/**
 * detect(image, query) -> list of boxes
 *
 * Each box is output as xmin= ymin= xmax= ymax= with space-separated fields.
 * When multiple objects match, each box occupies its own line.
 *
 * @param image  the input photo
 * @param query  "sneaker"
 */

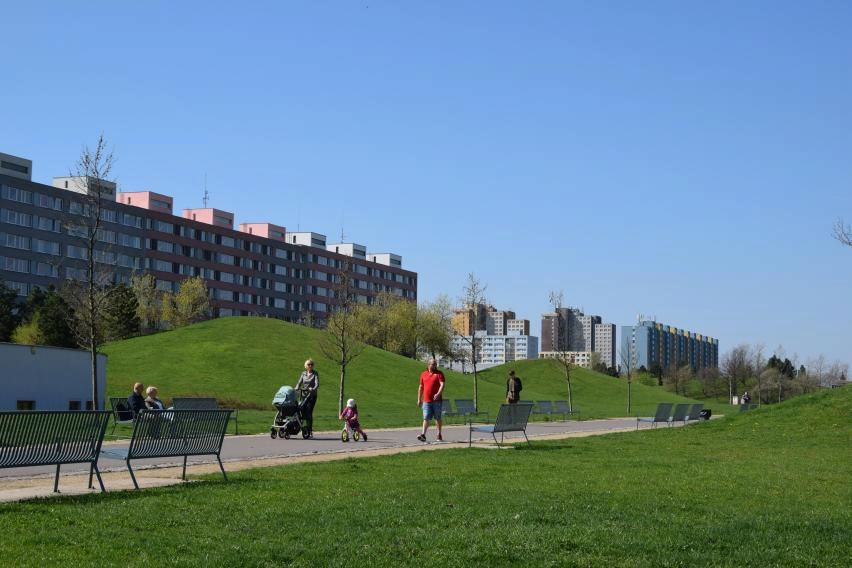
xmin=437 ymin=434 xmax=443 ymax=441
xmin=362 ymin=433 xmax=368 ymax=442
xmin=416 ymin=434 xmax=426 ymax=442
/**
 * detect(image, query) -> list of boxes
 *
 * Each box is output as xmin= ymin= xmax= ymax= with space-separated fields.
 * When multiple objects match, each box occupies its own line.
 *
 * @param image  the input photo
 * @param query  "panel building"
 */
xmin=0 ymin=151 xmax=417 ymax=321
xmin=620 ymin=319 xmax=719 ymax=372
xmin=540 ymin=307 xmax=616 ymax=370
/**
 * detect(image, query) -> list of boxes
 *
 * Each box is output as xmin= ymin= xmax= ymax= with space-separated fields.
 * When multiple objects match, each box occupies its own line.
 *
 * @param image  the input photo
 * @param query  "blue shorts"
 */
xmin=422 ymin=401 xmax=442 ymax=421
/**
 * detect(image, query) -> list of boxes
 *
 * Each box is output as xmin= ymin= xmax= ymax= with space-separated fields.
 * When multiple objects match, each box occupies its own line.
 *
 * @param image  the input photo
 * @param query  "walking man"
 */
xmin=417 ymin=358 xmax=445 ymax=442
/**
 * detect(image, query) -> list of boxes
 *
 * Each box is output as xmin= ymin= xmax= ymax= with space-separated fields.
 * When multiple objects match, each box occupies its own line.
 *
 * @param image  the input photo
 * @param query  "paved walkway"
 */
xmin=0 ymin=417 xmax=658 ymax=502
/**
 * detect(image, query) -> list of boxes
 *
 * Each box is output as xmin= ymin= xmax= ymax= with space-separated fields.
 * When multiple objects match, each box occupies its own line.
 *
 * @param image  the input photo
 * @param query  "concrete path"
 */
xmin=0 ymin=417 xmax=663 ymax=502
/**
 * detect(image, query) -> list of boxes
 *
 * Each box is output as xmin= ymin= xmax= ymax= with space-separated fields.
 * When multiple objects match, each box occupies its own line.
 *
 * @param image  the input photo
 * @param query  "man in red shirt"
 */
xmin=417 ymin=357 xmax=445 ymax=442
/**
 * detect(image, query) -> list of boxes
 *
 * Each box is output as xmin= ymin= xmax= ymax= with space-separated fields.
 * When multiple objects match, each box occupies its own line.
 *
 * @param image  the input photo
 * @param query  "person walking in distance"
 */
xmin=506 ymin=370 xmax=523 ymax=404
xmin=417 ymin=358 xmax=445 ymax=442
xmin=296 ymin=358 xmax=319 ymax=437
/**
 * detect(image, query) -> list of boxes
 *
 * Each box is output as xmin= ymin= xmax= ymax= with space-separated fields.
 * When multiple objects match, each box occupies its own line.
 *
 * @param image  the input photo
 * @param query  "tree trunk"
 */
xmin=472 ymin=361 xmax=479 ymax=412
xmin=565 ymin=366 xmax=573 ymax=412
xmin=338 ymin=363 xmax=346 ymax=416
xmin=627 ymin=379 xmax=631 ymax=414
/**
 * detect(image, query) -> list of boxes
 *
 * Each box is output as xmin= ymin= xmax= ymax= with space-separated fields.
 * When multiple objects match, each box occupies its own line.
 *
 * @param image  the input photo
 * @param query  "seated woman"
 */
xmin=145 ymin=386 xmax=166 ymax=410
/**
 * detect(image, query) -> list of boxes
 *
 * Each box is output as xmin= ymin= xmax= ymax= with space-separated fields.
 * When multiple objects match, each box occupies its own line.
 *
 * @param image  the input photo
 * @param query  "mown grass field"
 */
xmin=102 ymin=318 xmax=702 ymax=435
xmin=2 ymin=386 xmax=849 ymax=566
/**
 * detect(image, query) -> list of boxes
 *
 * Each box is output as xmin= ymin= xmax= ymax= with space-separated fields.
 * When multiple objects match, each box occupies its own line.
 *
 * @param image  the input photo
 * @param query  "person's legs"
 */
xmin=436 ymin=418 xmax=443 ymax=440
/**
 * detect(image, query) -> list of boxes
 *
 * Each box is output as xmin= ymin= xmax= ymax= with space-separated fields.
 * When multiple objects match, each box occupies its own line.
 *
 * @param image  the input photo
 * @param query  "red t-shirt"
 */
xmin=420 ymin=370 xmax=445 ymax=402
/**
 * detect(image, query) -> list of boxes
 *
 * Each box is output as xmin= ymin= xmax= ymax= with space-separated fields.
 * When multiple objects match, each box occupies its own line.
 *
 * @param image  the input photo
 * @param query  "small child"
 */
xmin=339 ymin=398 xmax=368 ymax=442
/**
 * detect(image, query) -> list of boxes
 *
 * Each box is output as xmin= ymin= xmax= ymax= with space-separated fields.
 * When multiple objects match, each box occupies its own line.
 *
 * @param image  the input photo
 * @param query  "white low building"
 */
xmin=0 ymin=343 xmax=107 ymax=410
xmin=446 ymin=332 xmax=539 ymax=370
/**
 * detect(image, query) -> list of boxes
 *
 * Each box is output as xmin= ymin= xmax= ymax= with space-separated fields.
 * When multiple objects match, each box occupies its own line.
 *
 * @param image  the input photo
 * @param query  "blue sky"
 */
xmin=3 ymin=1 xmax=851 ymax=366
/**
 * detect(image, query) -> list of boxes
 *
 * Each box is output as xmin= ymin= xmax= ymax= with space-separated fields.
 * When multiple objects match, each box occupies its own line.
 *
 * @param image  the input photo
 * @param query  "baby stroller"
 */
xmin=270 ymin=386 xmax=311 ymax=440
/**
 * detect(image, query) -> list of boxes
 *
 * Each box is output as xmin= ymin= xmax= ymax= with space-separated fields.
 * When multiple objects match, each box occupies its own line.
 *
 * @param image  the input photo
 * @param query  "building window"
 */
xmin=1 ymin=209 xmax=31 ymax=227
xmin=16 ymin=401 xmax=35 ymax=410
xmin=1 ymin=185 xmax=32 ymax=203
xmin=214 ymin=215 xmax=231 ymax=226
xmin=1 ymin=161 xmax=29 ymax=174
xmin=2 ymin=255 xmax=29 ymax=273
xmin=2 ymin=232 xmax=30 ymax=250
xmin=152 ymin=198 xmax=171 ymax=210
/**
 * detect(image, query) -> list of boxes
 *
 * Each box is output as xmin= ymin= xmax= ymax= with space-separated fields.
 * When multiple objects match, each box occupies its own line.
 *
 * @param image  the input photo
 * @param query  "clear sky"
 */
xmin=3 ymin=1 xmax=851 ymax=366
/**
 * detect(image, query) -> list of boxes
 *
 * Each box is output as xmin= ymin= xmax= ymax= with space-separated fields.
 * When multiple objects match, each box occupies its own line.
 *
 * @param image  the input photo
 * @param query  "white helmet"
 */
xmin=347 ymin=398 xmax=356 ymax=407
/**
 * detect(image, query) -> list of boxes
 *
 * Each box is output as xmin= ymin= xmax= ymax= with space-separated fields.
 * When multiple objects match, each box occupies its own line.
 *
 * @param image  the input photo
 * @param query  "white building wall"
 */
xmin=0 ymin=343 xmax=107 ymax=410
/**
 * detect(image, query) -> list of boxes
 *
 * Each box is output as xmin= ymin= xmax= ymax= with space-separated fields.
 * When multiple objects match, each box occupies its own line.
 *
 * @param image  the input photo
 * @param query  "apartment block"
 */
xmin=506 ymin=318 xmax=530 ymax=336
xmin=621 ymin=319 xmax=719 ymax=372
xmin=541 ymin=306 xmax=616 ymax=370
xmin=485 ymin=306 xmax=515 ymax=335
xmin=0 ymin=152 xmax=417 ymax=321
xmin=450 ymin=331 xmax=539 ymax=368
xmin=539 ymin=351 xmax=594 ymax=369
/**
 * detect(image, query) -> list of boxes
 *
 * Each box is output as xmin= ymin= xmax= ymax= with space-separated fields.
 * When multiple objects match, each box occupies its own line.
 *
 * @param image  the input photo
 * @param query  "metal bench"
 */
xmin=454 ymin=399 xmax=488 ymax=424
xmin=0 ymin=411 xmax=111 ymax=493
xmin=172 ymin=397 xmax=239 ymax=434
xmin=667 ymin=403 xmax=691 ymax=427
xmin=686 ymin=403 xmax=705 ymax=423
xmin=101 ymin=409 xmax=232 ymax=489
xmin=739 ymin=403 xmax=758 ymax=412
xmin=469 ymin=403 xmax=534 ymax=447
xmin=440 ymin=400 xmax=459 ymax=422
xmin=637 ymin=403 xmax=674 ymax=429
xmin=109 ymin=396 xmax=137 ymax=435
xmin=553 ymin=400 xmax=580 ymax=420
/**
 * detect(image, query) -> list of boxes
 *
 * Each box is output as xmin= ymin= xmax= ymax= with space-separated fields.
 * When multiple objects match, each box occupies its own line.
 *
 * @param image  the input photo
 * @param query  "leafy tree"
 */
xmin=131 ymin=273 xmax=163 ymax=333
xmin=162 ymin=277 xmax=211 ymax=328
xmin=649 ymin=362 xmax=664 ymax=386
xmin=417 ymin=294 xmax=454 ymax=362
xmin=38 ymin=288 xmax=76 ymax=347
xmin=12 ymin=313 xmax=44 ymax=345
xmin=104 ymin=283 xmax=140 ymax=340
xmin=0 ymin=281 xmax=19 ymax=342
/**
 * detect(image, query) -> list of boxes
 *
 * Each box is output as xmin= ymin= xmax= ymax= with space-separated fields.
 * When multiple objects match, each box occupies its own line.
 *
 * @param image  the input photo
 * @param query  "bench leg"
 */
xmin=127 ymin=460 xmax=139 ymax=490
xmin=523 ymin=429 xmax=530 ymax=445
xmin=89 ymin=463 xmax=106 ymax=493
xmin=54 ymin=464 xmax=61 ymax=493
xmin=111 ymin=421 xmax=117 ymax=436
xmin=234 ymin=415 xmax=239 ymax=436
xmin=182 ymin=455 xmax=188 ymax=481
xmin=217 ymin=455 xmax=228 ymax=482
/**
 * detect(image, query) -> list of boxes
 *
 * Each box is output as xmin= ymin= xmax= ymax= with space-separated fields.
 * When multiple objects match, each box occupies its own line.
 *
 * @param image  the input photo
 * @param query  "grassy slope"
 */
xmin=2 ymin=383 xmax=849 ymax=566
xmin=103 ymin=317 xmax=701 ymax=433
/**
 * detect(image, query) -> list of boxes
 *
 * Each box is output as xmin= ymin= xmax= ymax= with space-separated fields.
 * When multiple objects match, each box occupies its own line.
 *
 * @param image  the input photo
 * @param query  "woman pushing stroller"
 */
xmin=295 ymin=358 xmax=319 ymax=438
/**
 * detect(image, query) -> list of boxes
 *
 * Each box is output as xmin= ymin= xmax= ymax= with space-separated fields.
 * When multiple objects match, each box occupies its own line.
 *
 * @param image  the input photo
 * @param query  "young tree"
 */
xmin=12 ymin=313 xmax=44 ymax=345
xmin=618 ymin=342 xmax=633 ymax=414
xmin=319 ymin=260 xmax=367 ymax=415
xmin=548 ymin=289 xmax=576 ymax=412
xmin=162 ymin=276 xmax=211 ymax=328
xmin=457 ymin=274 xmax=487 ymax=412
xmin=61 ymin=135 xmax=118 ymax=410
xmin=0 ymin=281 xmax=21 ymax=342
xmin=131 ymin=273 xmax=162 ymax=333
xmin=36 ymin=287 xmax=76 ymax=347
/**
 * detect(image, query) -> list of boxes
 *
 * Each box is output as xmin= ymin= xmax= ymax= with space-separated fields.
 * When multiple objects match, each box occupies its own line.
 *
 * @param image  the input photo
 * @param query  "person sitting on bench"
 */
xmin=128 ymin=382 xmax=146 ymax=416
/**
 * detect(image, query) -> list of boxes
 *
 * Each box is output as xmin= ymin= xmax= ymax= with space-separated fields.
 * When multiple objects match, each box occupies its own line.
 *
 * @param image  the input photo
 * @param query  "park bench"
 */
xmin=739 ymin=403 xmax=758 ymax=412
xmin=469 ymin=403 xmax=534 ymax=447
xmin=534 ymin=400 xmax=557 ymax=418
xmin=553 ymin=400 xmax=580 ymax=420
xmin=686 ymin=403 xmax=705 ymax=423
xmin=637 ymin=403 xmax=674 ymax=429
xmin=100 ymin=409 xmax=232 ymax=489
xmin=0 ymin=411 xmax=111 ymax=493
xmin=667 ymin=403 xmax=691 ymax=426
xmin=454 ymin=399 xmax=488 ymax=424
xmin=440 ymin=400 xmax=459 ymax=422
xmin=109 ymin=396 xmax=139 ymax=435
xmin=172 ymin=397 xmax=239 ymax=434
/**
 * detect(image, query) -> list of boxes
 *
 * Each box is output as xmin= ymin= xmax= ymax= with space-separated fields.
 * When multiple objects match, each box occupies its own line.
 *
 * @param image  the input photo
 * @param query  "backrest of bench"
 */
xmin=687 ymin=403 xmax=704 ymax=420
xmin=171 ymin=397 xmax=219 ymax=410
xmin=653 ymin=403 xmax=674 ymax=421
xmin=671 ymin=404 xmax=690 ymax=421
xmin=110 ymin=396 xmax=134 ymax=421
xmin=455 ymin=399 xmax=475 ymax=414
xmin=0 ymin=411 xmax=111 ymax=467
xmin=128 ymin=409 xmax=232 ymax=459
xmin=492 ymin=403 xmax=533 ymax=433
xmin=553 ymin=400 xmax=570 ymax=414
xmin=537 ymin=401 xmax=554 ymax=412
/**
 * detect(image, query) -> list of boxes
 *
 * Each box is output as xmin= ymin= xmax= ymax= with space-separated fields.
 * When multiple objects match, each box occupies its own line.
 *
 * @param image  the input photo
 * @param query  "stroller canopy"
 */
xmin=273 ymin=385 xmax=299 ymax=406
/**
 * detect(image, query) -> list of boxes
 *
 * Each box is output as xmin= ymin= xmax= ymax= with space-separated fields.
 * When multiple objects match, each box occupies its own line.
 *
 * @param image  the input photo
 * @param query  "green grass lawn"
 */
xmin=2 ymin=386 xmax=849 ymax=566
xmin=103 ymin=318 xmax=705 ymax=435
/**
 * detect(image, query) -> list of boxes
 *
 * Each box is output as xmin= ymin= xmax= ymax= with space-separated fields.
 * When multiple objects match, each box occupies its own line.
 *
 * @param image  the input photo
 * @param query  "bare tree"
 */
xmin=834 ymin=218 xmax=852 ymax=247
xmin=548 ymin=289 xmax=575 ymax=412
xmin=619 ymin=342 xmax=633 ymax=414
xmin=61 ymin=135 xmax=118 ymax=410
xmin=319 ymin=259 xmax=366 ymax=415
xmin=456 ymin=274 xmax=487 ymax=412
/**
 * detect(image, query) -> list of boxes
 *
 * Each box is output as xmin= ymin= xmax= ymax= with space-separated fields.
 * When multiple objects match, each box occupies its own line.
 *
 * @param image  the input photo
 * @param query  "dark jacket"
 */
xmin=128 ymin=392 xmax=146 ymax=415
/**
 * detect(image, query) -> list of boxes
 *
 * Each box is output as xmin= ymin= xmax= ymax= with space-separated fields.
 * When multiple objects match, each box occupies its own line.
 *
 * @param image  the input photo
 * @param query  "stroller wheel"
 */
xmin=270 ymin=429 xmax=277 ymax=439
xmin=284 ymin=433 xmax=290 ymax=439
xmin=341 ymin=429 xmax=349 ymax=442
xmin=353 ymin=430 xmax=361 ymax=442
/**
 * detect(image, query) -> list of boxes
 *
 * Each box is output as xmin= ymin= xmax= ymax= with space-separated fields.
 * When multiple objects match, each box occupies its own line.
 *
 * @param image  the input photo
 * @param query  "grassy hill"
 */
xmin=103 ymin=317 xmax=701 ymax=433
xmin=4 ymin=372 xmax=849 ymax=565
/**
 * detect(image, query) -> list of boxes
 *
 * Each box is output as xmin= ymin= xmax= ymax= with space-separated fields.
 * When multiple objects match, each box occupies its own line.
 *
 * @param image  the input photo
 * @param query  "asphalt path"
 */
xmin=0 ymin=417 xmax=650 ymax=481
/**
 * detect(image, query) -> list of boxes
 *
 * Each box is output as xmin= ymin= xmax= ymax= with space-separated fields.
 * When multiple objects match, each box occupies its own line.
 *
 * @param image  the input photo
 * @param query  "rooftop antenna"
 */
xmin=202 ymin=174 xmax=209 ymax=208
